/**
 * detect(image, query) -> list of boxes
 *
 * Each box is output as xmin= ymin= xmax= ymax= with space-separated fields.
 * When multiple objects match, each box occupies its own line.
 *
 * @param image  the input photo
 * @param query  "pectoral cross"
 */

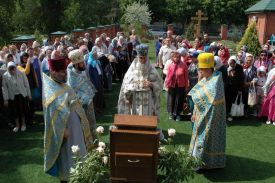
xmin=191 ymin=10 xmax=208 ymax=37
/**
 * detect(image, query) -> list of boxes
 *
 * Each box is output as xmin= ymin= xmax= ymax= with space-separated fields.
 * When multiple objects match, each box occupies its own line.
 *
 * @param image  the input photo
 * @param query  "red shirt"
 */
xmin=166 ymin=61 xmax=189 ymax=88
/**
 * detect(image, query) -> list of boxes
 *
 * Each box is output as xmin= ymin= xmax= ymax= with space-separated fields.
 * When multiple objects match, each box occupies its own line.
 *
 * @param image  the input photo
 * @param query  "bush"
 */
xmin=158 ymin=129 xmax=203 ymax=183
xmin=237 ymin=22 xmax=262 ymax=56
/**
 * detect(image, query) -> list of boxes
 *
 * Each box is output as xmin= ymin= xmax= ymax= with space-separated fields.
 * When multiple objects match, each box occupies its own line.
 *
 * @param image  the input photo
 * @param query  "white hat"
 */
xmin=7 ymin=61 xmax=16 ymax=69
xmin=258 ymin=66 xmax=266 ymax=73
xmin=68 ymin=49 xmax=84 ymax=65
xmin=229 ymin=55 xmax=237 ymax=63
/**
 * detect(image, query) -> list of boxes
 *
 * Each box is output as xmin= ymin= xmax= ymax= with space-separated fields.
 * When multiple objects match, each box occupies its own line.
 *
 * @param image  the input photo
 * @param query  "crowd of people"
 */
xmin=0 ymin=30 xmax=140 ymax=133
xmin=0 ymin=28 xmax=275 ymax=181
xmin=155 ymin=32 xmax=275 ymax=125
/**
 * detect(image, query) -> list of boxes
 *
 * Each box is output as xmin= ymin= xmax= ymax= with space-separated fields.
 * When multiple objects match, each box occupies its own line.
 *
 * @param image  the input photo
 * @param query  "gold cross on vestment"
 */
xmin=191 ymin=10 xmax=208 ymax=37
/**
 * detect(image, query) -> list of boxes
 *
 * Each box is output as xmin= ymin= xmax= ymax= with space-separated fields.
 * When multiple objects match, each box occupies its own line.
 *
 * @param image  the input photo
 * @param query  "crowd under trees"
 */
xmin=0 ymin=0 xmax=258 ymax=45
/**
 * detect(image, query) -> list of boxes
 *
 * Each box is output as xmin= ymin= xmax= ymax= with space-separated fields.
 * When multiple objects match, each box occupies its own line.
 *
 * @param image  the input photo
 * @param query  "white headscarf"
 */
xmin=214 ymin=56 xmax=223 ymax=70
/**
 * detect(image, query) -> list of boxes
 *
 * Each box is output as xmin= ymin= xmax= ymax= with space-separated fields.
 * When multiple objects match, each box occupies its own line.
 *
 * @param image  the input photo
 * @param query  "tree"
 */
xmin=201 ymin=0 xmax=258 ymax=25
xmin=12 ymin=0 xmax=44 ymax=34
xmin=237 ymin=21 xmax=262 ymax=56
xmin=0 ymin=6 xmax=13 ymax=46
xmin=62 ymin=0 xmax=82 ymax=30
xmin=166 ymin=0 xmax=201 ymax=25
xmin=121 ymin=1 xmax=152 ymax=26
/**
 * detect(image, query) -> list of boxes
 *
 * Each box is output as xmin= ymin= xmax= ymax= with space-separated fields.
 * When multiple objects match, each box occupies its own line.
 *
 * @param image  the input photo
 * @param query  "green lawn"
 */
xmin=0 ymin=40 xmax=274 ymax=183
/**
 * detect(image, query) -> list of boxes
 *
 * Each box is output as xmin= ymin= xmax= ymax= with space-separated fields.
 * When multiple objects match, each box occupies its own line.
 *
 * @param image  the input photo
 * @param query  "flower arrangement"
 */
xmin=70 ymin=126 xmax=202 ymax=183
xmin=158 ymin=128 xmax=203 ymax=183
xmin=70 ymin=126 xmax=110 ymax=183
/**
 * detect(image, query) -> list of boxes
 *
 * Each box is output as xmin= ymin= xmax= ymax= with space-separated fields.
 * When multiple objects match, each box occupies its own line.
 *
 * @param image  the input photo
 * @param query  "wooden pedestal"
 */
xmin=110 ymin=114 xmax=159 ymax=183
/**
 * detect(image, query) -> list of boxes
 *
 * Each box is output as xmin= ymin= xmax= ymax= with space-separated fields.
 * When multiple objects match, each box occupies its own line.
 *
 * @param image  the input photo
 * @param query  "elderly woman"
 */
xmin=243 ymin=54 xmax=257 ymax=116
xmin=260 ymin=67 xmax=275 ymax=125
xmin=2 ymin=62 xmax=31 ymax=132
xmin=165 ymin=50 xmax=188 ymax=121
xmin=92 ymin=37 xmax=112 ymax=90
xmin=227 ymin=56 xmax=244 ymax=121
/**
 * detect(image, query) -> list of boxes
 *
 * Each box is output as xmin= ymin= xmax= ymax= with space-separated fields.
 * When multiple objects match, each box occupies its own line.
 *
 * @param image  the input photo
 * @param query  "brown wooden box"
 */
xmin=110 ymin=114 xmax=159 ymax=183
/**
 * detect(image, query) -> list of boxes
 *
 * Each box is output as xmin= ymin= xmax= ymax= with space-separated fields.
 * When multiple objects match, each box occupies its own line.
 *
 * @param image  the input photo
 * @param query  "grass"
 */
xmin=0 ymin=40 xmax=274 ymax=183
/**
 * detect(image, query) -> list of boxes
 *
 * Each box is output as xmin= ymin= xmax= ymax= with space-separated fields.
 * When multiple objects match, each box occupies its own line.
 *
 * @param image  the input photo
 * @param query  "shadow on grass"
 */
xmin=227 ymin=116 xmax=264 ymax=127
xmin=202 ymin=155 xmax=275 ymax=182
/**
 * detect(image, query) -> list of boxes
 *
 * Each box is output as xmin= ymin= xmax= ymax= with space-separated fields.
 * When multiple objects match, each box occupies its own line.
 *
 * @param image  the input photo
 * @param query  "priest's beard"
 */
xmin=136 ymin=60 xmax=146 ymax=71
xmin=51 ymin=72 xmax=67 ymax=84
xmin=78 ymin=65 xmax=86 ymax=71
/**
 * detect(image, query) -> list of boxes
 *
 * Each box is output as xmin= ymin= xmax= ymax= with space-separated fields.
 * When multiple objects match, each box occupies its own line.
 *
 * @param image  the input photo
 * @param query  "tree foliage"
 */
xmin=0 ymin=0 xmax=261 ymax=45
xmin=121 ymin=1 xmax=152 ymax=26
xmin=62 ymin=0 xmax=82 ymax=30
xmin=237 ymin=21 xmax=262 ymax=56
xmin=0 ymin=6 xmax=12 ymax=45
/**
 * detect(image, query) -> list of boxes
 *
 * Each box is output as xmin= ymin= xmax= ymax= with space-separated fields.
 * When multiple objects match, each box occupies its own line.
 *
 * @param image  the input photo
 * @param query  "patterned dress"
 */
xmin=188 ymin=71 xmax=226 ymax=169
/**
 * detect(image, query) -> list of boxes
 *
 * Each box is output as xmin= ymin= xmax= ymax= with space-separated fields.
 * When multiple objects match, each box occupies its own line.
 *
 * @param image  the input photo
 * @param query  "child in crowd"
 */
xmin=254 ymin=66 xmax=267 ymax=116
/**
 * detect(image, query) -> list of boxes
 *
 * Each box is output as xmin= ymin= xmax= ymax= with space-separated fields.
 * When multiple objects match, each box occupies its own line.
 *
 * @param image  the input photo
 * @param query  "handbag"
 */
xmin=230 ymin=94 xmax=244 ymax=117
xmin=248 ymin=82 xmax=257 ymax=106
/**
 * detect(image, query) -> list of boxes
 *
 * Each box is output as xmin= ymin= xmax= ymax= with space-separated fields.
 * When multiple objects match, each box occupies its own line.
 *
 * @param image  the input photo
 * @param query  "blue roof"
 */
xmin=51 ymin=31 xmax=67 ymax=35
xmin=246 ymin=0 xmax=275 ymax=13
xmin=72 ymin=28 xmax=84 ymax=32
xmin=12 ymin=35 xmax=35 ymax=41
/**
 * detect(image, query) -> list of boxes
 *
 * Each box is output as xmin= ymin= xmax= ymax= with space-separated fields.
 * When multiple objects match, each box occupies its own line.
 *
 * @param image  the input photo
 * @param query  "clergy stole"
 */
xmin=130 ymin=90 xmax=152 ymax=116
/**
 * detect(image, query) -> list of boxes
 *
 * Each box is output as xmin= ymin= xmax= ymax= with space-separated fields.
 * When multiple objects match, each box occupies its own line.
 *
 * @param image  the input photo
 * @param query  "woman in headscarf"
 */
xmin=2 ymin=62 xmax=31 ymax=132
xmin=218 ymin=46 xmax=230 ymax=65
xmin=226 ymin=56 xmax=244 ymax=121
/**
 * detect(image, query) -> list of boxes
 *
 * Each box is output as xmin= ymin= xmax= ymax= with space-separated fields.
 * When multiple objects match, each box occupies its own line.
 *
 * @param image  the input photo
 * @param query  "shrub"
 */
xmin=237 ymin=22 xmax=262 ymax=56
